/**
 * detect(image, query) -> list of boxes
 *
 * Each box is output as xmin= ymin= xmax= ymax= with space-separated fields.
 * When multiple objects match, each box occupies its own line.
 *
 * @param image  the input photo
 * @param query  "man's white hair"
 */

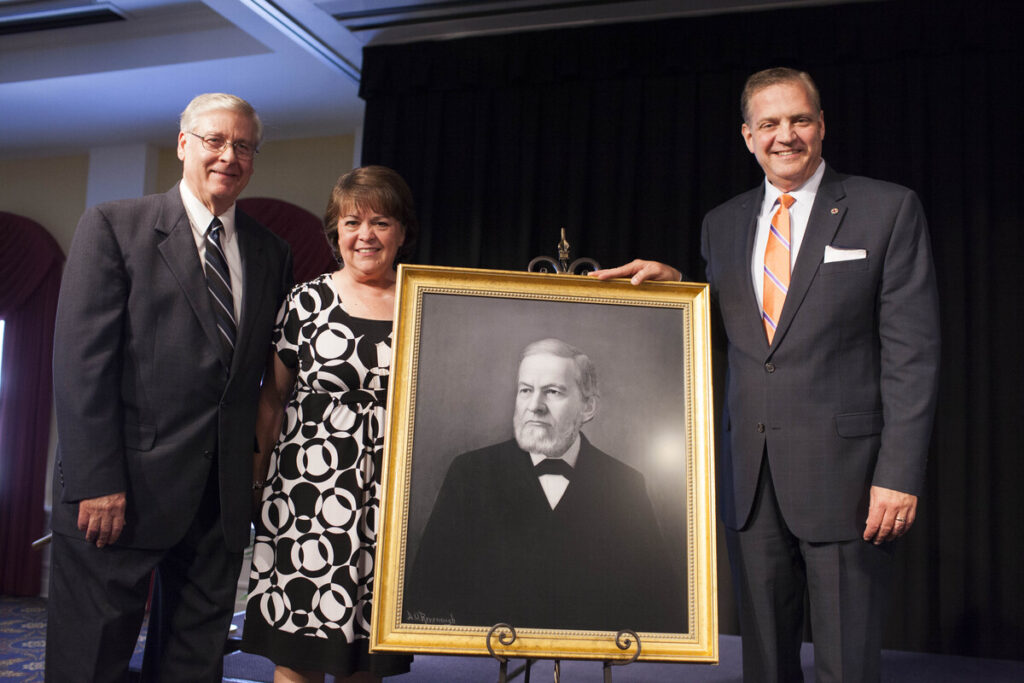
xmin=179 ymin=93 xmax=263 ymax=145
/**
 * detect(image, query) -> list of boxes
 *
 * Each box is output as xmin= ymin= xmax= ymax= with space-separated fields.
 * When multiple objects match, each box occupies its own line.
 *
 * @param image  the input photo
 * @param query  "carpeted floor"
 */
xmin=0 ymin=596 xmax=158 ymax=682
xmin=4 ymin=595 xmax=1024 ymax=682
xmin=0 ymin=597 xmax=46 ymax=681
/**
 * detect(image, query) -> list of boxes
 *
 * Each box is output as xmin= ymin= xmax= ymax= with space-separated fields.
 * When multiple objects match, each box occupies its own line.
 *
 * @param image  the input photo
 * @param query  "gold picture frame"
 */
xmin=371 ymin=264 xmax=717 ymax=663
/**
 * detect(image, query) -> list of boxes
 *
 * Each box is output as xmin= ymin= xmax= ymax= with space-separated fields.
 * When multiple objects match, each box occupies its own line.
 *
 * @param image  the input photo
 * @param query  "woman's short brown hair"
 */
xmin=323 ymin=165 xmax=419 ymax=264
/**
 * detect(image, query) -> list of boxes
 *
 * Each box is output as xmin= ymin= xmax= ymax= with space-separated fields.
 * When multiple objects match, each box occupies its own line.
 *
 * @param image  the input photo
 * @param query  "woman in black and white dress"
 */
xmin=242 ymin=166 xmax=417 ymax=683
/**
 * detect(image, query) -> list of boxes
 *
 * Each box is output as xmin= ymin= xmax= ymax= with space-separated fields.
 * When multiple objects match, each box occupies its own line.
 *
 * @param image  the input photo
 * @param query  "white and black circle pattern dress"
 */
xmin=241 ymin=274 xmax=411 ymax=677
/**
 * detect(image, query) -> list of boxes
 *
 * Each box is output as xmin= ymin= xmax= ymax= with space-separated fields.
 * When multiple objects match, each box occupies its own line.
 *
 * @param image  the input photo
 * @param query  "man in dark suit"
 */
xmin=594 ymin=68 xmax=940 ymax=681
xmin=45 ymin=93 xmax=292 ymax=682
xmin=403 ymin=338 xmax=683 ymax=633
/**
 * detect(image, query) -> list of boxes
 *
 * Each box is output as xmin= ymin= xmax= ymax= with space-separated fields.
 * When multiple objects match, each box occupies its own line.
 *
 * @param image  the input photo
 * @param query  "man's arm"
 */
xmin=53 ymin=205 xmax=131 ymax=546
xmin=863 ymin=189 xmax=940 ymax=544
xmin=252 ymin=350 xmax=297 ymax=516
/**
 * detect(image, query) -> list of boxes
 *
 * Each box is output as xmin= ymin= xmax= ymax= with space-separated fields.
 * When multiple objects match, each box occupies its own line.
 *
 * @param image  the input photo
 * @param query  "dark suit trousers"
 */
xmin=45 ymin=468 xmax=242 ymax=683
xmin=725 ymin=456 xmax=893 ymax=683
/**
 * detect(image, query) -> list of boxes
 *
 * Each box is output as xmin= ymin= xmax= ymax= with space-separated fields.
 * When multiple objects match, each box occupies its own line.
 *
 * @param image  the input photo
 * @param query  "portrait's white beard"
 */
xmin=513 ymin=418 xmax=580 ymax=458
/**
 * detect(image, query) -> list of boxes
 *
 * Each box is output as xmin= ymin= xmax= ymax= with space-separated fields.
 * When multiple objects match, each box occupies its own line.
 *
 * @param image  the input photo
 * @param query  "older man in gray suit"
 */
xmin=46 ymin=93 xmax=292 ymax=682
xmin=595 ymin=68 xmax=940 ymax=682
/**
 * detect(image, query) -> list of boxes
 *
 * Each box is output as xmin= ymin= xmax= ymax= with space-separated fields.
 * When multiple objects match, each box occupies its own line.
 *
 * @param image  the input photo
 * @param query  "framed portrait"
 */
xmin=371 ymin=264 xmax=717 ymax=663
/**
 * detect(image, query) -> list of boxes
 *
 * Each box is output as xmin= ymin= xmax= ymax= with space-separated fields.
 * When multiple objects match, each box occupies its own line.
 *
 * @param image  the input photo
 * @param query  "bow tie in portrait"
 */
xmin=534 ymin=458 xmax=574 ymax=478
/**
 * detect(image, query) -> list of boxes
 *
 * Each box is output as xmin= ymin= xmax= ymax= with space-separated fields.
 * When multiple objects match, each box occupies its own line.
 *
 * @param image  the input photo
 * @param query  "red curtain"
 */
xmin=0 ymin=211 xmax=64 ymax=596
xmin=238 ymin=198 xmax=336 ymax=283
xmin=0 ymin=200 xmax=326 ymax=596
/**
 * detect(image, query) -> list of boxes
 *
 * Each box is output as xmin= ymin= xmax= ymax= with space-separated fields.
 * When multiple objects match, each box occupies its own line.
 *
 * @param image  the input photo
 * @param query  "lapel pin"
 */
xmin=831 ymin=208 xmax=839 ymax=214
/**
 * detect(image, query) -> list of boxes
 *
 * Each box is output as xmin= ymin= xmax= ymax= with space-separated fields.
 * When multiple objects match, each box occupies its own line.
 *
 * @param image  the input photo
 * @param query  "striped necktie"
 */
xmin=204 ymin=217 xmax=236 ymax=357
xmin=763 ymin=193 xmax=795 ymax=343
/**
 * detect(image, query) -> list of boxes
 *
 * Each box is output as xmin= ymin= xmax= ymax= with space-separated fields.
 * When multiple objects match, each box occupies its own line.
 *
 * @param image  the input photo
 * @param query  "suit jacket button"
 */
xmin=756 ymin=423 xmax=766 ymax=433
xmin=203 ymin=450 xmax=213 ymax=460
xmin=765 ymin=362 xmax=776 ymax=373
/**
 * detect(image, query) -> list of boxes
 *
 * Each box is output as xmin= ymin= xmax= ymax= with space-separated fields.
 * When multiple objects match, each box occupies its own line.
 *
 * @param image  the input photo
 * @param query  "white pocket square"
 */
xmin=824 ymin=245 xmax=867 ymax=263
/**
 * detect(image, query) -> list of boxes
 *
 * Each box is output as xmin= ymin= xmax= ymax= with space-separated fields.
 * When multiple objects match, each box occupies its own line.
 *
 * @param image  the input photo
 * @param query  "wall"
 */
xmin=0 ymin=133 xmax=355 ymax=258
xmin=156 ymin=134 xmax=355 ymax=220
xmin=0 ymin=154 xmax=90 ymax=255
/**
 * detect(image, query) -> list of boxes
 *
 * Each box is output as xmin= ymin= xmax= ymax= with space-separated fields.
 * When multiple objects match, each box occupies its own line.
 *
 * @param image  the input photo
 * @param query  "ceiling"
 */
xmin=0 ymin=0 xmax=842 ymax=159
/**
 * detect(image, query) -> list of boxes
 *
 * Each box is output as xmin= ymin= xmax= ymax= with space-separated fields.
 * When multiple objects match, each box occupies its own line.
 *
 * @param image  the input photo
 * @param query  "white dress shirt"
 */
xmin=530 ymin=436 xmax=581 ymax=510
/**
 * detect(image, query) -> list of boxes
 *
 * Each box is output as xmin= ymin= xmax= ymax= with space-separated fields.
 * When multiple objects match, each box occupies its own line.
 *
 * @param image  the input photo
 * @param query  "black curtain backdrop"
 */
xmin=360 ymin=0 xmax=1023 ymax=660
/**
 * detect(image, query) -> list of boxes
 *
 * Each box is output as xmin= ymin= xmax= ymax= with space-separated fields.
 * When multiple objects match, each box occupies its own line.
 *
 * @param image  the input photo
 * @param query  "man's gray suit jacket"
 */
xmin=51 ymin=184 xmax=293 ymax=552
xmin=701 ymin=166 xmax=940 ymax=543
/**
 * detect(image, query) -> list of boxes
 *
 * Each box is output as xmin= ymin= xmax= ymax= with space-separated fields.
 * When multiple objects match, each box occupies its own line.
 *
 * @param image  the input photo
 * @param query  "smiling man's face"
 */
xmin=741 ymin=80 xmax=825 ymax=192
xmin=177 ymin=108 xmax=257 ymax=215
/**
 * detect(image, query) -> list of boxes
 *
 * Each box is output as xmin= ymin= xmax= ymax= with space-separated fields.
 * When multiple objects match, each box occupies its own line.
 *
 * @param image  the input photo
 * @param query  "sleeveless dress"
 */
xmin=241 ymin=273 xmax=411 ymax=677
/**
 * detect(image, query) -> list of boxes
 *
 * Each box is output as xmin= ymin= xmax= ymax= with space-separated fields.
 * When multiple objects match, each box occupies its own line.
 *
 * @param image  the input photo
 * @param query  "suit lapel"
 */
xmin=724 ymin=187 xmax=771 ymax=352
xmin=231 ymin=210 xmax=268 ymax=373
xmin=770 ymin=169 xmax=847 ymax=349
xmin=510 ymin=445 xmax=554 ymax=513
xmin=155 ymin=186 xmax=228 ymax=366
xmin=555 ymin=436 xmax=599 ymax=515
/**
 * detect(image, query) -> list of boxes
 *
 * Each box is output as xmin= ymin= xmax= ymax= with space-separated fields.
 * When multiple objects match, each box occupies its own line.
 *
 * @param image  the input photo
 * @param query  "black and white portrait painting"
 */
xmin=404 ymin=293 xmax=688 ymax=629
xmin=371 ymin=266 xmax=717 ymax=662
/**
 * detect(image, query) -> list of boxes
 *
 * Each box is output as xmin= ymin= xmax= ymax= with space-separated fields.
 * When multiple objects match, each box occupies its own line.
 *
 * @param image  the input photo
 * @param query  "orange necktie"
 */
xmin=763 ymin=193 xmax=795 ymax=343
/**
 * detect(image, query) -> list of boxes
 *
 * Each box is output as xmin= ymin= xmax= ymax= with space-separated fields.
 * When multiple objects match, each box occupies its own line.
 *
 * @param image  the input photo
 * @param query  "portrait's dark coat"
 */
xmin=404 ymin=436 xmax=684 ymax=633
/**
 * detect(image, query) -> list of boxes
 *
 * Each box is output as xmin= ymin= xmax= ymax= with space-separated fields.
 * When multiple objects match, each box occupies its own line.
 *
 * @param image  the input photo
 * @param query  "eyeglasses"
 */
xmin=188 ymin=132 xmax=258 ymax=159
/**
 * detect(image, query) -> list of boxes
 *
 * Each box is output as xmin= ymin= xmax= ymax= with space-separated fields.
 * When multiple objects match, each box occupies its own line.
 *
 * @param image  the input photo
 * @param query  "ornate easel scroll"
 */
xmin=527 ymin=228 xmax=600 ymax=275
xmin=487 ymin=623 xmax=642 ymax=682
